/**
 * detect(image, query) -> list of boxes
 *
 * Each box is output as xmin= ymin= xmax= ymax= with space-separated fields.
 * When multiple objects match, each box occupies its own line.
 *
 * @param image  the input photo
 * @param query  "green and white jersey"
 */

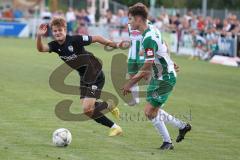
xmin=128 ymin=21 xmax=153 ymax=61
xmin=142 ymin=27 xmax=176 ymax=80
xmin=128 ymin=24 xmax=143 ymax=60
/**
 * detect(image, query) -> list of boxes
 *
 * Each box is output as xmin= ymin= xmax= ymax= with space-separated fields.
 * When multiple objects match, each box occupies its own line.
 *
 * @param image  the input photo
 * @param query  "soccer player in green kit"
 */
xmin=127 ymin=23 xmax=144 ymax=106
xmin=122 ymin=3 xmax=191 ymax=150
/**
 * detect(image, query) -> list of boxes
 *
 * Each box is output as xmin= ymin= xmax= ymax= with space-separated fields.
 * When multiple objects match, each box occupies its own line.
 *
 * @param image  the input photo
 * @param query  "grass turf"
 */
xmin=0 ymin=37 xmax=240 ymax=160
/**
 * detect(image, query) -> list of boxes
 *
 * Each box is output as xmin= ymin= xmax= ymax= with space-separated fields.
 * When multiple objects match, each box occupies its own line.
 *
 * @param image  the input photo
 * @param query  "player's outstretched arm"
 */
xmin=91 ymin=35 xmax=118 ymax=48
xmin=36 ymin=24 xmax=50 ymax=53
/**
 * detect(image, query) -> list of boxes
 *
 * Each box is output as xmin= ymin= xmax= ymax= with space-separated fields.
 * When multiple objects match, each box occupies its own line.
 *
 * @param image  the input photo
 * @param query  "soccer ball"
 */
xmin=52 ymin=128 xmax=72 ymax=147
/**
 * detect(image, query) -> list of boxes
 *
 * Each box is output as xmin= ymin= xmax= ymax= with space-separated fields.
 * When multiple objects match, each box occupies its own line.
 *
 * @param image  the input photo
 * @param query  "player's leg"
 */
xmin=81 ymin=97 xmax=112 ymax=127
xmin=129 ymin=74 xmax=140 ymax=105
xmin=80 ymin=97 xmax=122 ymax=136
xmin=80 ymin=71 xmax=122 ymax=136
xmin=146 ymin=78 xmax=178 ymax=149
xmin=148 ymin=74 xmax=191 ymax=143
xmin=128 ymin=59 xmax=140 ymax=106
xmin=159 ymin=109 xmax=191 ymax=143
xmin=144 ymin=103 xmax=174 ymax=150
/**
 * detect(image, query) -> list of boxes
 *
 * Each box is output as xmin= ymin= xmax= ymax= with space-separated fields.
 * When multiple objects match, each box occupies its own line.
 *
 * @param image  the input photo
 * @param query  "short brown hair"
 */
xmin=128 ymin=3 xmax=148 ymax=20
xmin=50 ymin=16 xmax=67 ymax=29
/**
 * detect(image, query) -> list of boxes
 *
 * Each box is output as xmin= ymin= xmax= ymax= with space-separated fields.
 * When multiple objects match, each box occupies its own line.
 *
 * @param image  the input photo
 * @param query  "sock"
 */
xmin=111 ymin=123 xmax=118 ymax=129
xmin=94 ymin=116 xmax=114 ymax=128
xmin=91 ymin=101 xmax=108 ymax=119
xmin=159 ymin=110 xmax=186 ymax=129
xmin=130 ymin=83 xmax=140 ymax=103
xmin=91 ymin=101 xmax=114 ymax=128
xmin=151 ymin=112 xmax=172 ymax=143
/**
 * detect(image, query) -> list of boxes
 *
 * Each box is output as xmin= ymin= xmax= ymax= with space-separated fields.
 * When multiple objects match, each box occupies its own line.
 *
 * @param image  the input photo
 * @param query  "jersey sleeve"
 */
xmin=74 ymin=35 xmax=92 ymax=46
xmin=142 ymin=37 xmax=158 ymax=61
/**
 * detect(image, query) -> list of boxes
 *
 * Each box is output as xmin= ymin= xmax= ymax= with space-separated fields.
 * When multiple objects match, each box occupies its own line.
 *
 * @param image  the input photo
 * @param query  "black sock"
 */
xmin=92 ymin=102 xmax=114 ymax=128
xmin=91 ymin=101 xmax=108 ymax=119
xmin=94 ymin=115 xmax=114 ymax=128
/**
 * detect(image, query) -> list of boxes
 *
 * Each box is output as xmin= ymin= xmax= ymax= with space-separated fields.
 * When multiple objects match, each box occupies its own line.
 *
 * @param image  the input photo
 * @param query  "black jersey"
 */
xmin=48 ymin=35 xmax=102 ymax=84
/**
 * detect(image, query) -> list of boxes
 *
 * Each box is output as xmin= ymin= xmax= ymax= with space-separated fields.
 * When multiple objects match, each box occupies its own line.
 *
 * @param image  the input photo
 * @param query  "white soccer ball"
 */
xmin=52 ymin=128 xmax=72 ymax=147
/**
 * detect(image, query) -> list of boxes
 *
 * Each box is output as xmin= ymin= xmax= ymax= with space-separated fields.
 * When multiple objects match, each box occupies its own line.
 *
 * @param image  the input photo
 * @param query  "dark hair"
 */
xmin=128 ymin=3 xmax=148 ymax=21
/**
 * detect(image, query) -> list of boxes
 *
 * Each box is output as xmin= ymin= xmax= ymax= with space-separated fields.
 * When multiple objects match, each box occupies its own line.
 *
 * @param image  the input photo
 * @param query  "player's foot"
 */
xmin=107 ymin=99 xmax=120 ymax=120
xmin=109 ymin=126 xmax=123 ymax=137
xmin=127 ymin=99 xmax=139 ymax=106
xmin=176 ymin=123 xmax=192 ymax=143
xmin=159 ymin=142 xmax=174 ymax=150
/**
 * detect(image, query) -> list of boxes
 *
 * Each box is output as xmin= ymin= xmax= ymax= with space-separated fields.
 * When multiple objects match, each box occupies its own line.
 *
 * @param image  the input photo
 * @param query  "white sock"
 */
xmin=159 ymin=110 xmax=186 ymax=129
xmin=111 ymin=123 xmax=118 ymax=129
xmin=130 ymin=83 xmax=139 ymax=103
xmin=151 ymin=112 xmax=172 ymax=143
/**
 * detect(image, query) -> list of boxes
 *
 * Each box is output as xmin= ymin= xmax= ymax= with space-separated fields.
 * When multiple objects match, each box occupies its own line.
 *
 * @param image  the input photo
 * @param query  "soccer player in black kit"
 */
xmin=36 ymin=16 xmax=122 ymax=136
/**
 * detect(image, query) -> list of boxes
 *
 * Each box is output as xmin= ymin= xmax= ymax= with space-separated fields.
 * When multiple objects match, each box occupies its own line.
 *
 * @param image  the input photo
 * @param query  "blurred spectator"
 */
xmin=162 ymin=12 xmax=169 ymax=25
xmin=40 ymin=7 xmax=52 ymax=37
xmin=86 ymin=7 xmax=95 ymax=25
xmin=154 ymin=15 xmax=163 ymax=31
xmin=190 ymin=15 xmax=198 ymax=30
xmin=106 ymin=9 xmax=117 ymax=24
xmin=204 ymin=16 xmax=213 ymax=30
xmin=2 ymin=5 xmax=13 ymax=21
xmin=75 ymin=9 xmax=91 ymax=35
xmin=0 ymin=6 xmax=3 ymax=19
xmin=117 ymin=9 xmax=128 ymax=35
xmin=205 ymin=27 xmax=219 ymax=60
xmin=184 ymin=10 xmax=193 ymax=24
xmin=13 ymin=8 xmax=23 ymax=19
xmin=222 ymin=19 xmax=231 ymax=32
xmin=41 ymin=7 xmax=52 ymax=23
xmin=53 ymin=10 xmax=65 ymax=18
xmin=214 ymin=18 xmax=223 ymax=31
xmin=148 ymin=15 xmax=156 ymax=24
xmin=197 ymin=16 xmax=205 ymax=33
xmin=66 ymin=7 xmax=76 ymax=35
xmin=228 ymin=14 xmax=237 ymax=32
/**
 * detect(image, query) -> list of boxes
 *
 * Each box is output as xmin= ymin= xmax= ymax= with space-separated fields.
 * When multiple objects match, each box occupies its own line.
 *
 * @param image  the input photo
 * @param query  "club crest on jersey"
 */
xmin=92 ymin=85 xmax=98 ymax=90
xmin=146 ymin=48 xmax=154 ymax=58
xmin=82 ymin=35 xmax=89 ymax=41
xmin=68 ymin=45 xmax=74 ymax=52
xmin=152 ymin=91 xmax=158 ymax=99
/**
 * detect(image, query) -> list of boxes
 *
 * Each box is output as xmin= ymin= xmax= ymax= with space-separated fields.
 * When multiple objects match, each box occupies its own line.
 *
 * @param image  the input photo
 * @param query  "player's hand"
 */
xmin=174 ymin=62 xmax=180 ymax=72
xmin=117 ymin=40 xmax=130 ymax=49
xmin=121 ymin=82 xmax=131 ymax=96
xmin=143 ymin=72 xmax=151 ymax=82
xmin=37 ymin=24 xmax=48 ymax=37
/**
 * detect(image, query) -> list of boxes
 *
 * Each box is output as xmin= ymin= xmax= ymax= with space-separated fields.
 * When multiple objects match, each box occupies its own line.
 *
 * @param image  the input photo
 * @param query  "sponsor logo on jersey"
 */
xmin=68 ymin=45 xmax=74 ymax=52
xmin=145 ymin=48 xmax=154 ymax=58
xmin=90 ymin=85 xmax=98 ymax=95
xmin=92 ymin=85 xmax=98 ymax=90
xmin=59 ymin=54 xmax=78 ymax=61
xmin=152 ymin=91 xmax=158 ymax=99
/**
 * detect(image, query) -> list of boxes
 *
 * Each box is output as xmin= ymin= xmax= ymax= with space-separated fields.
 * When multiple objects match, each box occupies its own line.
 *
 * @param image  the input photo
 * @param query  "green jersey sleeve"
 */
xmin=142 ymin=37 xmax=158 ymax=61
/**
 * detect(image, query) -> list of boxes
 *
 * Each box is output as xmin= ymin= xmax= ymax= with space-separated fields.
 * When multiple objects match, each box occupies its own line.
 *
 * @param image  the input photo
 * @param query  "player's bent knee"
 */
xmin=83 ymin=105 xmax=94 ymax=117
xmin=144 ymin=111 xmax=155 ymax=120
xmin=144 ymin=104 xmax=158 ymax=120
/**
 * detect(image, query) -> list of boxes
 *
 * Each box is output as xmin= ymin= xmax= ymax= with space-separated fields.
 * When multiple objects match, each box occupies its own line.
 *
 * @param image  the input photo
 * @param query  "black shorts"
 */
xmin=80 ymin=71 xmax=105 ymax=99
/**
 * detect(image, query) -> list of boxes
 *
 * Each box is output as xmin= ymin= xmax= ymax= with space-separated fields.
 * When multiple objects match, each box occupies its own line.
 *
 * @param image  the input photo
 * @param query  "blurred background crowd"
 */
xmin=1 ymin=0 xmax=240 ymax=62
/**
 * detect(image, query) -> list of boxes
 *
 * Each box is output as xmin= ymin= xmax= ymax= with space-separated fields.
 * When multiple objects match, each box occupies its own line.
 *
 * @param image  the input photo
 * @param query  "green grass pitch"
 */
xmin=0 ymin=37 xmax=240 ymax=160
